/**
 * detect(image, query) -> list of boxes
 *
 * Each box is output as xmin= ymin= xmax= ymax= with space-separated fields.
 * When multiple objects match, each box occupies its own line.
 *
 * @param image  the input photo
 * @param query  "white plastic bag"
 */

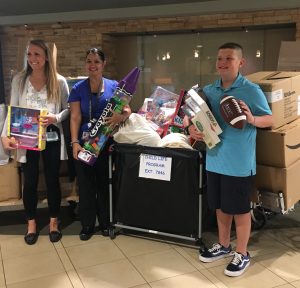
xmin=160 ymin=133 xmax=193 ymax=149
xmin=113 ymin=113 xmax=162 ymax=147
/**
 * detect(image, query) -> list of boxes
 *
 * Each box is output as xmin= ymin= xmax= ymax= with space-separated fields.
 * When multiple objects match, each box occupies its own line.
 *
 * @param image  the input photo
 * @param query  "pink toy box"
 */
xmin=7 ymin=106 xmax=47 ymax=151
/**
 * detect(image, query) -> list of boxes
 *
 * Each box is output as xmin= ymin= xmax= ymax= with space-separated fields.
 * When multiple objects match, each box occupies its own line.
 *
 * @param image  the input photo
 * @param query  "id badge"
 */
xmin=46 ymin=131 xmax=59 ymax=142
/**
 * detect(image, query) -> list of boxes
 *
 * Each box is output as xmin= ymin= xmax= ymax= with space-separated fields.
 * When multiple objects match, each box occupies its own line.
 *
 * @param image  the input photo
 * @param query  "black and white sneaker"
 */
xmin=199 ymin=243 xmax=233 ymax=263
xmin=224 ymin=251 xmax=250 ymax=277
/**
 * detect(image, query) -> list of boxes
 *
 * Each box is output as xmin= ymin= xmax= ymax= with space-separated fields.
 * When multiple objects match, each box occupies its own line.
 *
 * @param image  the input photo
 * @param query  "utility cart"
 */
xmin=108 ymin=143 xmax=204 ymax=247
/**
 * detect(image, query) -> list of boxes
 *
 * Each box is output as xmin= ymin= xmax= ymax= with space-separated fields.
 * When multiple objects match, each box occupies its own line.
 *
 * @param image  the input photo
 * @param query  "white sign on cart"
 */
xmin=139 ymin=153 xmax=172 ymax=181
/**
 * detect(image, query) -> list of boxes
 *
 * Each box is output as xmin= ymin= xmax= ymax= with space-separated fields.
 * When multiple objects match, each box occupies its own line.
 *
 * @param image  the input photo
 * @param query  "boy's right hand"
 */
xmin=1 ymin=137 xmax=18 ymax=150
xmin=188 ymin=125 xmax=204 ymax=141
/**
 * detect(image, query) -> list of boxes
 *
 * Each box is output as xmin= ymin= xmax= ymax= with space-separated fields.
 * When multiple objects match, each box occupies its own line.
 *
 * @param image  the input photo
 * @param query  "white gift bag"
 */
xmin=113 ymin=113 xmax=162 ymax=147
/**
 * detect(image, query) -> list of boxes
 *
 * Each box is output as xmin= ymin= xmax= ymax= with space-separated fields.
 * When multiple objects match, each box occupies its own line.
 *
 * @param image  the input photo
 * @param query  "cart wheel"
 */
xmin=251 ymin=207 xmax=267 ymax=230
xmin=196 ymin=239 xmax=206 ymax=253
xmin=109 ymin=228 xmax=116 ymax=239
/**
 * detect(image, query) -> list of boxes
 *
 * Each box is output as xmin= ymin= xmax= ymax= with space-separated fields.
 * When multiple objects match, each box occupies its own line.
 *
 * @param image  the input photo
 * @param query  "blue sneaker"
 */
xmin=224 ymin=252 xmax=250 ymax=277
xmin=199 ymin=243 xmax=233 ymax=263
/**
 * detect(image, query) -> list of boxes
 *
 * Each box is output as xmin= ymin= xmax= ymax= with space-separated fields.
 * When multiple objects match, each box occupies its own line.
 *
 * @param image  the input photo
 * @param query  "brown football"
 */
xmin=219 ymin=95 xmax=247 ymax=129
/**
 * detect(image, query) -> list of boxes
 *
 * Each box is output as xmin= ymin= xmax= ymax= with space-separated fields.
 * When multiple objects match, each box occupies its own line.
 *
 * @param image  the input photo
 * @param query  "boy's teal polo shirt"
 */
xmin=203 ymin=73 xmax=272 ymax=176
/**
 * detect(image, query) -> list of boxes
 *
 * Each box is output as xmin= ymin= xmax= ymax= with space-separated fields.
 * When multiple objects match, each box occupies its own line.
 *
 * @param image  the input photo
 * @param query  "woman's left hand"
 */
xmin=105 ymin=110 xmax=125 ymax=129
xmin=40 ymin=113 xmax=57 ymax=127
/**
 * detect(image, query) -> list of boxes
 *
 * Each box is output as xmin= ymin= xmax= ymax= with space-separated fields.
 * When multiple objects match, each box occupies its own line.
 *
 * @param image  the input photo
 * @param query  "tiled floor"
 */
xmin=0 ymin=202 xmax=300 ymax=288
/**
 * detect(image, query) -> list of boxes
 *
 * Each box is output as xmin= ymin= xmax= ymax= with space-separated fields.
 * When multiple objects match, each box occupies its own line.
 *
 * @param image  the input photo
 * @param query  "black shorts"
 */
xmin=206 ymin=171 xmax=254 ymax=214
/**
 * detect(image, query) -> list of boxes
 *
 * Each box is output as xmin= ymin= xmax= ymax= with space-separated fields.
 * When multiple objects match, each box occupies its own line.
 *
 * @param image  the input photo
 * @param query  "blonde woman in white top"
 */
xmin=1 ymin=39 xmax=69 ymax=245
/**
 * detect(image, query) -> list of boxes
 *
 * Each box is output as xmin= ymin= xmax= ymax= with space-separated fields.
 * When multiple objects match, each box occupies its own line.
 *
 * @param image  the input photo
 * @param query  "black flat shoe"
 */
xmin=49 ymin=230 xmax=62 ymax=242
xmin=99 ymin=223 xmax=110 ymax=237
xmin=79 ymin=226 xmax=94 ymax=241
xmin=101 ymin=228 xmax=109 ymax=237
xmin=24 ymin=232 xmax=39 ymax=245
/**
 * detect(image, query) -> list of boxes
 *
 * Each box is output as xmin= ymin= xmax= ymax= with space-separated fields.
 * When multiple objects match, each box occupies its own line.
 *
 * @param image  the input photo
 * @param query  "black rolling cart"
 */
xmin=108 ymin=143 xmax=204 ymax=246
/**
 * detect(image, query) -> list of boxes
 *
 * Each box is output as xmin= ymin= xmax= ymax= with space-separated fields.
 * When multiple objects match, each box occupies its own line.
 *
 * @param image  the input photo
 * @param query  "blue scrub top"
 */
xmin=68 ymin=77 xmax=118 ymax=141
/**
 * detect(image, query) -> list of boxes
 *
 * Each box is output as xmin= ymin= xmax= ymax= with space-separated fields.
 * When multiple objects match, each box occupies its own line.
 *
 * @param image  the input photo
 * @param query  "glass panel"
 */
xmin=141 ymin=30 xmax=266 ymax=97
xmin=115 ymin=26 xmax=295 ymax=111
xmin=141 ymin=27 xmax=294 ymax=97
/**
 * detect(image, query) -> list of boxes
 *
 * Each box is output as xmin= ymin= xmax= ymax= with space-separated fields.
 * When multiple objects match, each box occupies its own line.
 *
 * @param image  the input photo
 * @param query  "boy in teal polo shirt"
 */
xmin=188 ymin=42 xmax=273 ymax=276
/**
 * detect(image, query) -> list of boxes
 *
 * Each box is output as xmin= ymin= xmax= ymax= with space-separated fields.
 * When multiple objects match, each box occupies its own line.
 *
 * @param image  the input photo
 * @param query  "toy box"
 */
xmin=191 ymin=109 xmax=221 ymax=149
xmin=183 ymin=87 xmax=222 ymax=149
xmin=138 ymin=86 xmax=180 ymax=136
xmin=7 ymin=106 xmax=47 ymax=151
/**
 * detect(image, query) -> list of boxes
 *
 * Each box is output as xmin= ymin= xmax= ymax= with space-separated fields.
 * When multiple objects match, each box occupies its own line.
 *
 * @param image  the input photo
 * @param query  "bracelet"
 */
xmin=253 ymin=116 xmax=256 ymax=126
xmin=70 ymin=140 xmax=80 ymax=147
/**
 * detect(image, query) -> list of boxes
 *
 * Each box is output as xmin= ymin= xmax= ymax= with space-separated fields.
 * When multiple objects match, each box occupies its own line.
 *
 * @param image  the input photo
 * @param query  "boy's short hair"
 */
xmin=218 ymin=42 xmax=243 ymax=55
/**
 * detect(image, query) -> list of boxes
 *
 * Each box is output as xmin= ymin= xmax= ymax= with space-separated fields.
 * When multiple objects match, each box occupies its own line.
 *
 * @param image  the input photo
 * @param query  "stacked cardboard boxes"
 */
xmin=247 ymin=71 xmax=300 ymax=211
xmin=255 ymin=117 xmax=300 ymax=211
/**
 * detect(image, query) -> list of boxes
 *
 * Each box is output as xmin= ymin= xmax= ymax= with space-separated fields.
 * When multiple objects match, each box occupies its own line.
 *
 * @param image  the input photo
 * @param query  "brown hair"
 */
xmin=20 ymin=39 xmax=60 ymax=103
xmin=218 ymin=42 xmax=243 ymax=56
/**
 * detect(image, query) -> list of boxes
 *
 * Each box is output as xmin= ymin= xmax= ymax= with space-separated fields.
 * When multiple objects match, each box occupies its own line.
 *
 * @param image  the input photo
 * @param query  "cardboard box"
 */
xmin=7 ymin=106 xmax=47 ymax=151
xmin=0 ymin=160 xmax=21 ymax=202
xmin=256 ymin=159 xmax=300 ymax=210
xmin=246 ymin=71 xmax=300 ymax=129
xmin=256 ymin=118 xmax=300 ymax=167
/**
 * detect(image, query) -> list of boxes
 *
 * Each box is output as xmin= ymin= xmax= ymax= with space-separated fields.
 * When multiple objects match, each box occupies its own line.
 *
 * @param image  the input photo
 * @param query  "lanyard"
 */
xmin=88 ymin=78 xmax=103 ymax=121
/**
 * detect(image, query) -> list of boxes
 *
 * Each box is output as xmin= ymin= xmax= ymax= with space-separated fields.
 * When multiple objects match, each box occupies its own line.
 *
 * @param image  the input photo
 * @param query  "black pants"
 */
xmin=22 ymin=127 xmax=61 ymax=220
xmin=75 ymin=142 xmax=110 ymax=229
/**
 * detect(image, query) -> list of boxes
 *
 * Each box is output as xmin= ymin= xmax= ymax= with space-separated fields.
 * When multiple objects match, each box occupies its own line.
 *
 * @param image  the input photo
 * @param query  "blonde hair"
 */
xmin=20 ymin=39 xmax=60 ymax=103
